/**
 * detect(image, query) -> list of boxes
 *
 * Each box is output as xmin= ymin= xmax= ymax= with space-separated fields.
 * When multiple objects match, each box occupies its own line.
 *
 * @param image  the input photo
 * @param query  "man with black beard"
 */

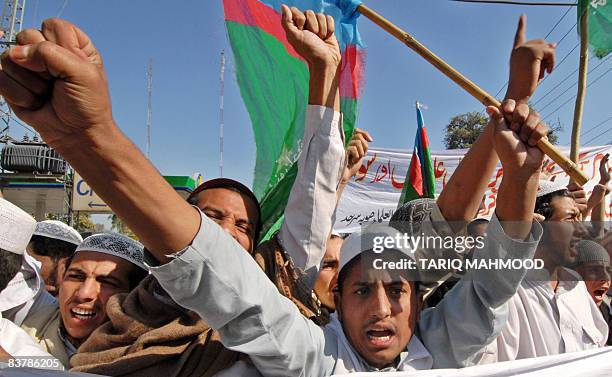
xmin=479 ymin=181 xmax=609 ymax=362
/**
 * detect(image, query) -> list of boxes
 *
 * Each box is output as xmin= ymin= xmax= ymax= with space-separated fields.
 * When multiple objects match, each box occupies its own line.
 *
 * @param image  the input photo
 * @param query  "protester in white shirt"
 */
xmin=479 ymin=182 xmax=609 ymax=363
xmin=0 ymin=198 xmax=60 ymax=365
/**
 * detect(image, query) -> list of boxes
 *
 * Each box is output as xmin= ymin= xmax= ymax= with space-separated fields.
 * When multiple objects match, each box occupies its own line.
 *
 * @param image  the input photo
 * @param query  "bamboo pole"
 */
xmin=570 ymin=6 xmax=589 ymax=167
xmin=357 ymin=3 xmax=589 ymax=186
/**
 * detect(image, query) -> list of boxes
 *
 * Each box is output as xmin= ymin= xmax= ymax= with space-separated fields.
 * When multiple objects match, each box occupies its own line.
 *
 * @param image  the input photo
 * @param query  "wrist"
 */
xmin=503 ymin=85 xmax=530 ymax=104
xmin=309 ymin=63 xmax=340 ymax=111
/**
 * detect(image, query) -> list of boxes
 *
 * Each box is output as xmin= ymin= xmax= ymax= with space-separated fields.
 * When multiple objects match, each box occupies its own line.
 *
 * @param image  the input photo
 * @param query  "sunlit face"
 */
xmin=540 ymin=196 xmax=581 ymax=268
xmin=574 ymin=261 xmax=611 ymax=306
xmin=336 ymin=261 xmax=419 ymax=369
xmin=59 ymin=251 xmax=135 ymax=344
xmin=313 ymin=236 xmax=342 ymax=310
xmin=196 ymin=188 xmax=258 ymax=252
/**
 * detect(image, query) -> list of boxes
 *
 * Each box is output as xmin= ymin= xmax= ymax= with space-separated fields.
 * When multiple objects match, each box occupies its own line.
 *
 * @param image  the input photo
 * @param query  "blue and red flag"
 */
xmin=398 ymin=102 xmax=436 ymax=206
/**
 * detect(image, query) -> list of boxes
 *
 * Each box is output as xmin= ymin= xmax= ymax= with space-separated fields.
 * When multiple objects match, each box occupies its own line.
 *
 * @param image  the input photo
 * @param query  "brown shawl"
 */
xmin=70 ymin=275 xmax=240 ymax=377
xmin=254 ymin=234 xmax=329 ymax=325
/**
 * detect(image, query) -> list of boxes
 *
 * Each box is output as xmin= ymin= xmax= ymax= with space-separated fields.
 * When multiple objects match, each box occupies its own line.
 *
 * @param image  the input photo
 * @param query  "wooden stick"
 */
xmin=357 ymin=3 xmax=589 ymax=186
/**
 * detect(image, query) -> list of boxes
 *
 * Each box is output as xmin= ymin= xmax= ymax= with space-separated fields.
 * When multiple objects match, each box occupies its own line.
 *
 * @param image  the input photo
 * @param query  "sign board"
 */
xmin=71 ymin=172 xmax=111 ymax=212
xmin=71 ymin=173 xmax=199 ymax=213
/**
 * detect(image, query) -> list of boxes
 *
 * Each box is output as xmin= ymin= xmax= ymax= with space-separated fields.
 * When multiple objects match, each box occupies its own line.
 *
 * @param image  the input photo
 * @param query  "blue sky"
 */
xmin=7 ymin=0 xmax=612 ymax=188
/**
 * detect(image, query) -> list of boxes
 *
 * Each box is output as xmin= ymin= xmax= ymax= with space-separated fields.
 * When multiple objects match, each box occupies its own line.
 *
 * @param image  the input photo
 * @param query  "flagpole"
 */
xmin=570 ymin=3 xmax=589 ymax=171
xmin=357 ymin=3 xmax=589 ymax=185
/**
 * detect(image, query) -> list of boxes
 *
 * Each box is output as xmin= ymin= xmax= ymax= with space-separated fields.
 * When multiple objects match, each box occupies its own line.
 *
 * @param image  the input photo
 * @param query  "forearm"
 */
xmin=309 ymin=63 xmax=340 ymax=111
xmin=587 ymin=184 xmax=608 ymax=216
xmin=57 ymin=124 xmax=199 ymax=261
xmin=495 ymin=172 xmax=539 ymax=240
xmin=437 ymin=121 xmax=498 ymax=229
xmin=279 ymin=105 xmax=344 ymax=285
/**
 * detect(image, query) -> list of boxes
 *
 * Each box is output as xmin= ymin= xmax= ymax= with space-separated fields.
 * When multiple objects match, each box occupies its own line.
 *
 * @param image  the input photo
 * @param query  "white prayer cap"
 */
xmin=33 ymin=220 xmax=83 ymax=246
xmin=0 ymin=198 xmax=36 ymax=255
xmin=536 ymin=179 xmax=567 ymax=198
xmin=339 ymin=223 xmax=416 ymax=273
xmin=76 ymin=233 xmax=147 ymax=271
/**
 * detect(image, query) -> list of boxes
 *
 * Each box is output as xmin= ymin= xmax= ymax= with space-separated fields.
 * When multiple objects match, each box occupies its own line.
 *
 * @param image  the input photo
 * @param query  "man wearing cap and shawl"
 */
xmin=0 ymin=198 xmax=61 ymax=364
xmin=571 ymin=240 xmax=612 ymax=345
xmin=20 ymin=232 xmax=148 ymax=367
xmin=28 ymin=220 xmax=83 ymax=296
xmin=477 ymin=180 xmax=609 ymax=363
xmin=1 ymin=223 xmax=57 ymax=331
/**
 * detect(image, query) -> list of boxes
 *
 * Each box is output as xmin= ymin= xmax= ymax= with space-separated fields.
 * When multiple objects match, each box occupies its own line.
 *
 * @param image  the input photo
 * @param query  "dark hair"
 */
xmin=29 ymin=235 xmax=77 ymax=261
xmin=337 ymin=251 xmax=420 ymax=297
xmin=188 ymin=178 xmax=262 ymax=242
xmin=534 ymin=189 xmax=573 ymax=220
xmin=64 ymin=253 xmax=147 ymax=291
xmin=0 ymin=249 xmax=23 ymax=292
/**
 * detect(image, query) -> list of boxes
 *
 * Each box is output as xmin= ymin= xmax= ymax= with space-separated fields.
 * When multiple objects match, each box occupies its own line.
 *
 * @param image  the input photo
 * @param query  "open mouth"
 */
xmin=70 ymin=307 xmax=97 ymax=321
xmin=593 ymin=288 xmax=608 ymax=300
xmin=366 ymin=328 xmax=396 ymax=347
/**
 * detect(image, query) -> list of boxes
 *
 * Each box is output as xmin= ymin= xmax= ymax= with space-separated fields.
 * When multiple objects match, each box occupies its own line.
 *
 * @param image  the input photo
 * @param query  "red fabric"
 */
xmin=224 ymin=0 xmax=303 ymax=60
xmin=409 ymin=150 xmax=424 ymax=196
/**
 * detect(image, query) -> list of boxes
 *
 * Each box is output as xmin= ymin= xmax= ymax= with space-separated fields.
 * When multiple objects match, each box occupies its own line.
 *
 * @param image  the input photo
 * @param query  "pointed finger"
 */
xmin=513 ymin=14 xmax=526 ymax=48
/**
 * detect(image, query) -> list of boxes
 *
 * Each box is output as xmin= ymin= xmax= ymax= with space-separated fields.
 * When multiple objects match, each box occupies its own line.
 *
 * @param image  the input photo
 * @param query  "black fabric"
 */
xmin=599 ymin=301 xmax=612 ymax=346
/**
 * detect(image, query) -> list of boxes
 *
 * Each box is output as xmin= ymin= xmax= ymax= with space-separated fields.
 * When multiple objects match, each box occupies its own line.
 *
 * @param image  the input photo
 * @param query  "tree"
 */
xmin=444 ymin=112 xmax=488 ymax=149
xmin=444 ymin=110 xmax=561 ymax=150
xmin=45 ymin=212 xmax=97 ymax=233
xmin=109 ymin=214 xmax=138 ymax=240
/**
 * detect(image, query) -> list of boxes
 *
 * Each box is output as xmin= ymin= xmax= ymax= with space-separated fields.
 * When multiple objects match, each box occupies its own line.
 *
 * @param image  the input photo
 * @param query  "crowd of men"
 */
xmin=0 ymin=4 xmax=611 ymax=376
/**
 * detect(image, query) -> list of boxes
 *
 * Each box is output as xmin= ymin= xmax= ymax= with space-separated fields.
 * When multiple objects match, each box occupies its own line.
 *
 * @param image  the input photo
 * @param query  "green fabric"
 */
xmin=579 ymin=0 xmax=612 ymax=58
xmin=226 ymin=21 xmax=309 ymax=199
xmin=227 ymin=22 xmax=359 ymax=243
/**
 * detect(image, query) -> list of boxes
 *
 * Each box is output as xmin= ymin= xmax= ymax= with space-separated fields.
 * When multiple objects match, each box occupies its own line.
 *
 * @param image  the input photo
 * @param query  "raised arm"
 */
xmin=419 ymin=105 xmax=544 ymax=368
xmin=0 ymin=20 xmax=198 ymax=262
xmin=436 ymin=15 xmax=554 ymax=230
xmin=277 ymin=6 xmax=346 ymax=284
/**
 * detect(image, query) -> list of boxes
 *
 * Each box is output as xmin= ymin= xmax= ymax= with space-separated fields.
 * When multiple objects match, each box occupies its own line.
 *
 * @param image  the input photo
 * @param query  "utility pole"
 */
xmin=146 ymin=58 xmax=153 ymax=159
xmin=0 ymin=0 xmax=26 ymax=140
xmin=219 ymin=51 xmax=225 ymax=177
xmin=570 ymin=3 xmax=589 ymax=168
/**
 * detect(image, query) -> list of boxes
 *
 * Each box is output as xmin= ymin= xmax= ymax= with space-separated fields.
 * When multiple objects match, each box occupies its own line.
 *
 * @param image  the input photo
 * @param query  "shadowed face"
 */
xmin=59 ymin=251 xmax=135 ymax=344
xmin=336 ymin=261 xmax=419 ymax=369
xmin=27 ymin=245 xmax=69 ymax=296
xmin=540 ymin=196 xmax=581 ymax=268
xmin=314 ymin=235 xmax=343 ymax=310
xmin=574 ymin=261 xmax=611 ymax=306
xmin=196 ymin=188 xmax=259 ymax=252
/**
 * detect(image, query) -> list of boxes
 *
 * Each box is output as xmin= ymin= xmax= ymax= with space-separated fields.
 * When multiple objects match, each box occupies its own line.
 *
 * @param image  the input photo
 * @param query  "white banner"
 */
xmin=332 ymin=347 xmax=612 ymax=377
xmin=334 ymin=145 xmax=612 ymax=233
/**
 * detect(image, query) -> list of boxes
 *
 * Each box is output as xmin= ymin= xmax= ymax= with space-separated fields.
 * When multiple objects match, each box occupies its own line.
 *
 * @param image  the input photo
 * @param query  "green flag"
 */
xmin=223 ymin=0 xmax=365 ymax=242
xmin=578 ymin=0 xmax=612 ymax=58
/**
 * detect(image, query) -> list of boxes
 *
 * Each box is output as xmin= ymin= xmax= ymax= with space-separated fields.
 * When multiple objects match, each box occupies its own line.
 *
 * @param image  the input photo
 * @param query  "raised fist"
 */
xmin=281 ymin=5 xmax=341 ymax=70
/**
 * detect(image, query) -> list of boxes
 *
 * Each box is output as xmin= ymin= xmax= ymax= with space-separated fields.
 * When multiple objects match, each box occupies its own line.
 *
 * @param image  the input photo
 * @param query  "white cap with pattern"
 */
xmin=536 ymin=180 xmax=567 ymax=198
xmin=76 ymin=233 xmax=147 ymax=271
xmin=33 ymin=220 xmax=83 ymax=246
xmin=0 ymin=199 xmax=36 ymax=255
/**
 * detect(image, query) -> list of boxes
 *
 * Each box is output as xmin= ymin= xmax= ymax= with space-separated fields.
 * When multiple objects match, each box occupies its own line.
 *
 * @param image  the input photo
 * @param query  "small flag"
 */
xmin=578 ymin=0 xmax=612 ymax=58
xmin=398 ymin=102 xmax=436 ymax=207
